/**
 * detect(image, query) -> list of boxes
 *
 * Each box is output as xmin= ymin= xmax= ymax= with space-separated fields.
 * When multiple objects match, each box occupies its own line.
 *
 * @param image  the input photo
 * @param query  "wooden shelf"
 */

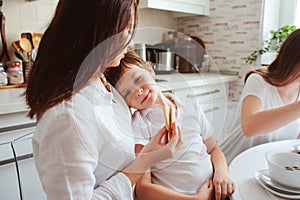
xmin=0 ymin=84 xmax=26 ymax=89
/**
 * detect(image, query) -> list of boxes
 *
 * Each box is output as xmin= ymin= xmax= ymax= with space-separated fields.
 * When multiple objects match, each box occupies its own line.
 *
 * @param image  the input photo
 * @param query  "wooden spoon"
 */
xmin=19 ymin=38 xmax=33 ymax=61
xmin=19 ymin=38 xmax=32 ymax=53
xmin=12 ymin=40 xmax=26 ymax=61
xmin=32 ymin=33 xmax=43 ymax=49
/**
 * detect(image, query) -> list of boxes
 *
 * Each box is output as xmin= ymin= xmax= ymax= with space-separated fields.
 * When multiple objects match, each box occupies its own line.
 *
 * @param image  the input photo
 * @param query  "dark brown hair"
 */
xmin=105 ymin=50 xmax=147 ymax=86
xmin=26 ymin=0 xmax=139 ymax=120
xmin=245 ymin=28 xmax=300 ymax=86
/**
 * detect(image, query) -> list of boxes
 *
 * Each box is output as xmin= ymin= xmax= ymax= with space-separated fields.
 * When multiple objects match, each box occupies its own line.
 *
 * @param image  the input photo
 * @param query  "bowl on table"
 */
xmin=266 ymin=152 xmax=300 ymax=189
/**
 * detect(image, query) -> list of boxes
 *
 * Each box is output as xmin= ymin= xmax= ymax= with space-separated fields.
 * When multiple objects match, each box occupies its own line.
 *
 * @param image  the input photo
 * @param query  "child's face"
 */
xmin=116 ymin=66 xmax=160 ymax=110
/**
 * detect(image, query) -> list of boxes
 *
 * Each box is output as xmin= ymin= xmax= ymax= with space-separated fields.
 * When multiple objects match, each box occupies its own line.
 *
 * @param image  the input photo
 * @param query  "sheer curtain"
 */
xmin=296 ymin=0 xmax=300 ymax=27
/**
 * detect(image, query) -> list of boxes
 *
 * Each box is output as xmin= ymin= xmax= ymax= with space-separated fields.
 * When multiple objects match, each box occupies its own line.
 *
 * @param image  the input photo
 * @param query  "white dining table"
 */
xmin=228 ymin=139 xmax=300 ymax=200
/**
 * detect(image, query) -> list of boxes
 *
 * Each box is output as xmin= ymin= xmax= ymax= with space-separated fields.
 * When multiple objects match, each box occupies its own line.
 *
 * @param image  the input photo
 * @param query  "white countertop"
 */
xmin=156 ymin=72 xmax=238 ymax=91
xmin=0 ymin=72 xmax=238 ymax=115
xmin=0 ymin=88 xmax=28 ymax=115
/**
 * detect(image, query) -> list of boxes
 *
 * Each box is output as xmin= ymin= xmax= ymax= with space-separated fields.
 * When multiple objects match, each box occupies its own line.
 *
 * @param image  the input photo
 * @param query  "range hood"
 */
xmin=139 ymin=0 xmax=210 ymax=17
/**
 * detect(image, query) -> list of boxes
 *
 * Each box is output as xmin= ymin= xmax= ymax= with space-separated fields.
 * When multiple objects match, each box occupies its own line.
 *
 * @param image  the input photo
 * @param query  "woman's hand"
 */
xmin=213 ymin=171 xmax=235 ymax=200
xmin=140 ymin=122 xmax=182 ymax=167
xmin=122 ymin=122 xmax=181 ymax=185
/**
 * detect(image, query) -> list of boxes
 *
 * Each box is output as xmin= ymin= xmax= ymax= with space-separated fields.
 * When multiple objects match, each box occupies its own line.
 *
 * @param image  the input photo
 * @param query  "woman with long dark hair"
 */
xmin=25 ymin=0 xmax=182 ymax=199
xmin=221 ymin=29 xmax=300 ymax=163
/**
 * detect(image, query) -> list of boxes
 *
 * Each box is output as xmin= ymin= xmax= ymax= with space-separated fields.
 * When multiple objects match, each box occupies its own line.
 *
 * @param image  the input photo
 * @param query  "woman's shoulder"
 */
xmin=247 ymin=72 xmax=264 ymax=81
xmin=245 ymin=72 xmax=269 ymax=87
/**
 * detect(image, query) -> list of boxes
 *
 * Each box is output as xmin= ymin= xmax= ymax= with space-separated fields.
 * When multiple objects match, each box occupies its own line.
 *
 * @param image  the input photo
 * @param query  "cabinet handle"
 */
xmin=204 ymin=106 xmax=220 ymax=113
xmin=186 ymin=89 xmax=220 ymax=98
xmin=0 ymin=153 xmax=33 ymax=166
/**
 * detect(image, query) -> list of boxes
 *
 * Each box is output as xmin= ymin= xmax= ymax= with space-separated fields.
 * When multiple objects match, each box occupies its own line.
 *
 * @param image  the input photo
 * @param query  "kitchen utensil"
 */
xmin=0 ymin=11 xmax=10 ymax=63
xmin=12 ymin=41 xmax=26 ymax=61
xmin=19 ymin=38 xmax=33 ymax=61
xmin=21 ymin=32 xmax=34 ymax=50
xmin=15 ymin=52 xmax=24 ymax=62
xmin=32 ymin=33 xmax=43 ymax=49
xmin=19 ymin=38 xmax=32 ymax=53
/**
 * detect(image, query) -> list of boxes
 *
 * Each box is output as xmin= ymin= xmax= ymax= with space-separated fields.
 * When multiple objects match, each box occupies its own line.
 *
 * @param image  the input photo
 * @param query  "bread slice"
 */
xmin=163 ymin=106 xmax=176 ymax=132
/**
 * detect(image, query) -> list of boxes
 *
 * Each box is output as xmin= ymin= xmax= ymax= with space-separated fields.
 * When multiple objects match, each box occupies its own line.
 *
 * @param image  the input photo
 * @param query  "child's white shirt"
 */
xmin=132 ymin=93 xmax=214 ymax=195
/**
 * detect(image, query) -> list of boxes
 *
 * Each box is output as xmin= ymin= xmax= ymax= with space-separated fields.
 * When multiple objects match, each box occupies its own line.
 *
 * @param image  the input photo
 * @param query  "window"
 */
xmin=296 ymin=0 xmax=300 ymax=27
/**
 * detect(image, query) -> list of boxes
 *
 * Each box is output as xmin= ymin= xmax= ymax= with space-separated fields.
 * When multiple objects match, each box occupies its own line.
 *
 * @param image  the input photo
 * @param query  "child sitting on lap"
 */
xmin=105 ymin=51 xmax=235 ymax=200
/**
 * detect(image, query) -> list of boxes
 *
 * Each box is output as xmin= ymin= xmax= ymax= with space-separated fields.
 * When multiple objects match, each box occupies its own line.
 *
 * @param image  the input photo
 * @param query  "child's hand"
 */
xmin=193 ymin=179 xmax=214 ymax=200
xmin=213 ymin=171 xmax=235 ymax=200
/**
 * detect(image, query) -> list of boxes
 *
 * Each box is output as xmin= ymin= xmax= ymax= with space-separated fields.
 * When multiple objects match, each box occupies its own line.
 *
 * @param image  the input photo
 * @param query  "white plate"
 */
xmin=254 ymin=170 xmax=300 ymax=199
xmin=258 ymin=169 xmax=300 ymax=194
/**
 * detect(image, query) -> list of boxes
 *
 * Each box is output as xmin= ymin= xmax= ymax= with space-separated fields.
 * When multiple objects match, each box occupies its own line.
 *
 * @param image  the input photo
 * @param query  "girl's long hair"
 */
xmin=25 ymin=0 xmax=139 ymax=120
xmin=245 ymin=29 xmax=300 ymax=86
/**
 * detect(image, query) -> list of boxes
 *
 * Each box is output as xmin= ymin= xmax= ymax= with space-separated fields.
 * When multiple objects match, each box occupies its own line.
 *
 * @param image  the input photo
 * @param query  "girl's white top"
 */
xmin=220 ymin=73 xmax=300 ymax=163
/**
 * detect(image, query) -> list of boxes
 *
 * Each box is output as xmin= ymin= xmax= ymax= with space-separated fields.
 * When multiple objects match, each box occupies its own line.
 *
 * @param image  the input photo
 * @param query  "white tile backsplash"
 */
xmin=2 ymin=0 xmax=57 ymax=61
xmin=1 ymin=1 xmax=176 ymax=62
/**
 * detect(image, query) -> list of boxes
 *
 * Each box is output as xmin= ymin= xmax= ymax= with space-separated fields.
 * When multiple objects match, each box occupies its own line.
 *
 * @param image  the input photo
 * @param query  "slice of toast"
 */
xmin=163 ymin=106 xmax=176 ymax=132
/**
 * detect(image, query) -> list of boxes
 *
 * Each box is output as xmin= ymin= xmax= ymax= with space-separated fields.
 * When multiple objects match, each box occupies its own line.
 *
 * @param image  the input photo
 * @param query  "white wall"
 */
xmin=2 ymin=0 xmax=58 ymax=61
xmin=135 ymin=8 xmax=177 ymax=44
xmin=1 ymin=1 xmax=176 ymax=61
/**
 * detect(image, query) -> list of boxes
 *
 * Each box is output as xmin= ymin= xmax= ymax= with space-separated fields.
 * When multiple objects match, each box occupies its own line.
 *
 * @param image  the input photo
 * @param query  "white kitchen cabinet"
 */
xmin=139 ymin=0 xmax=210 ymax=17
xmin=173 ymin=82 xmax=234 ymax=142
xmin=0 ymin=127 xmax=46 ymax=200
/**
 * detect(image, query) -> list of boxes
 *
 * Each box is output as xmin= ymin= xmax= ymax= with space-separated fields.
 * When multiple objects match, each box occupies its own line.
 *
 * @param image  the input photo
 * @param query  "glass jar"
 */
xmin=0 ymin=64 xmax=8 ymax=86
xmin=6 ymin=61 xmax=24 ymax=85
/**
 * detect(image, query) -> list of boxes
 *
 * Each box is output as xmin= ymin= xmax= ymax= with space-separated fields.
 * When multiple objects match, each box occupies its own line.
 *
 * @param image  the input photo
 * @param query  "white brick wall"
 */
xmin=177 ymin=0 xmax=263 ymax=101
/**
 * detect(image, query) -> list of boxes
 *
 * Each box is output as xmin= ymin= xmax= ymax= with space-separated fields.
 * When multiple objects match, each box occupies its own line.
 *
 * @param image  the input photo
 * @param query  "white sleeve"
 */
xmin=33 ymin=113 xmax=133 ymax=200
xmin=242 ymin=73 xmax=266 ymax=102
xmin=132 ymin=111 xmax=150 ymax=145
xmin=198 ymin=107 xmax=214 ymax=140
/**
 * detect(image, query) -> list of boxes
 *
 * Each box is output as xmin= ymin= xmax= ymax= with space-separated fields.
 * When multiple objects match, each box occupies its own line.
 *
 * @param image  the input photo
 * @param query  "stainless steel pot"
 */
xmin=134 ymin=43 xmax=147 ymax=61
xmin=146 ymin=44 xmax=176 ymax=73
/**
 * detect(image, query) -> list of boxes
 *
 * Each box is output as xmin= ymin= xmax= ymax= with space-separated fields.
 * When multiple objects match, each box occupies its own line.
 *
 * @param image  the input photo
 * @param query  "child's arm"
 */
xmin=135 ymin=144 xmax=214 ymax=200
xmin=204 ymin=137 xmax=235 ymax=200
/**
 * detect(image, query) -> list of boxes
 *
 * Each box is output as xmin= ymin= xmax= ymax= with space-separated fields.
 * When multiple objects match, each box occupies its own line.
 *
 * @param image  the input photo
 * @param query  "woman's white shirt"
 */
xmin=220 ymin=73 xmax=300 ymax=163
xmin=32 ymin=81 xmax=136 ymax=199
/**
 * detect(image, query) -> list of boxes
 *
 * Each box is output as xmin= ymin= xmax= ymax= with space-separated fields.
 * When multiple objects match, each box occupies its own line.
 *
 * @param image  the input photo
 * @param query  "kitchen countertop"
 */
xmin=156 ymin=72 xmax=238 ymax=91
xmin=0 ymin=72 xmax=238 ymax=115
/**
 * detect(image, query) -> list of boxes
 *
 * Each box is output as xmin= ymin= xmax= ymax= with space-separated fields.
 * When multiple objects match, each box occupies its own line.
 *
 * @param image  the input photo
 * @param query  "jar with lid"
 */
xmin=0 ymin=63 xmax=8 ymax=86
xmin=6 ymin=61 xmax=24 ymax=85
xmin=201 ymin=54 xmax=212 ymax=72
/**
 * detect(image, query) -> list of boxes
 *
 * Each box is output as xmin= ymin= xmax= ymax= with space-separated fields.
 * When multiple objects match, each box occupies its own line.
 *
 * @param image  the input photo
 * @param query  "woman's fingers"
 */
xmin=167 ymin=122 xmax=182 ymax=149
xmin=152 ymin=126 xmax=168 ymax=143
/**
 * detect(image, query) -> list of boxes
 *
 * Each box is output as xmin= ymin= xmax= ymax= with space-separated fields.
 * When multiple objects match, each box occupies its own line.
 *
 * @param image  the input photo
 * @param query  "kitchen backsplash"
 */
xmin=3 ymin=0 xmax=58 ymax=60
xmin=2 ymin=0 xmax=176 ymax=61
xmin=2 ymin=0 xmax=263 ymax=101
xmin=177 ymin=0 xmax=263 ymax=101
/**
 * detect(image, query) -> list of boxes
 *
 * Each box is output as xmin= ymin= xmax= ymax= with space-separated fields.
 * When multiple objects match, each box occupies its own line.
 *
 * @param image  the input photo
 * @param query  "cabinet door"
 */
xmin=201 ymin=102 xmax=237 ymax=143
xmin=173 ymin=83 xmax=235 ymax=142
xmin=0 ymin=142 xmax=21 ymax=200
xmin=11 ymin=134 xmax=46 ymax=200
xmin=0 ymin=127 xmax=46 ymax=200
xmin=173 ymin=83 xmax=229 ymax=104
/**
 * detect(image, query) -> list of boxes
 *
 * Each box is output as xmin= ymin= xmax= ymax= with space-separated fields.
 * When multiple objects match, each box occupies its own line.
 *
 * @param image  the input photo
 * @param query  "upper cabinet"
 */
xmin=139 ymin=0 xmax=210 ymax=17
